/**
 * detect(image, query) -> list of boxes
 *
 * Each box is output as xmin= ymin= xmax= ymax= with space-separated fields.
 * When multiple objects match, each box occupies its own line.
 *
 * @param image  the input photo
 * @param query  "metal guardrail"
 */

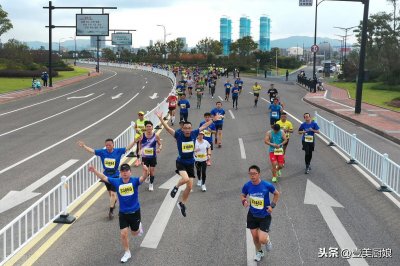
xmin=314 ymin=111 xmax=400 ymax=197
xmin=0 ymin=63 xmax=175 ymax=265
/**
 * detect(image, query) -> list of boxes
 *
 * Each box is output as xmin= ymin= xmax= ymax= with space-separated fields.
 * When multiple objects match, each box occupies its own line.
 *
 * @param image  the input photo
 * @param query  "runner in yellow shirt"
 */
xmin=276 ymin=112 xmax=293 ymax=155
xmin=252 ymin=82 xmax=262 ymax=107
xmin=134 ymin=111 xmax=147 ymax=166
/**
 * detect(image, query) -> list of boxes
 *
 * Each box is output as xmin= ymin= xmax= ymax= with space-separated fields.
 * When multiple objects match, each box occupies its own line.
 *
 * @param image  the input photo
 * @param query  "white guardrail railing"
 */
xmin=0 ymin=62 xmax=175 ymax=265
xmin=315 ymin=111 xmax=400 ymax=197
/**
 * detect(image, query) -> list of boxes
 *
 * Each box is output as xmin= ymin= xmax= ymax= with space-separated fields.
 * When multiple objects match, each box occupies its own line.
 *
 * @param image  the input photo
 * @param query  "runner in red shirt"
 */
xmin=166 ymin=92 xmax=178 ymax=125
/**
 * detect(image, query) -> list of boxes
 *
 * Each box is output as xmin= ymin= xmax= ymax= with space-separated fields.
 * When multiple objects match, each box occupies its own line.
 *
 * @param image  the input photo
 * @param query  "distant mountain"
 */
xmin=270 ymin=36 xmax=352 ymax=49
xmin=24 ymin=39 xmax=92 ymax=51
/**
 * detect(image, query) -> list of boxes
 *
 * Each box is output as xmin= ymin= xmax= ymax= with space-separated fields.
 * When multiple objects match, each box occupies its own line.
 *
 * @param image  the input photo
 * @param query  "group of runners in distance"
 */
xmin=76 ymin=65 xmax=320 ymax=263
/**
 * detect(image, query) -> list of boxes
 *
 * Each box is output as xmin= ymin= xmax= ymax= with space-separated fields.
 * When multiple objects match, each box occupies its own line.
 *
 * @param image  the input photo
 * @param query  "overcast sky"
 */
xmin=0 ymin=0 xmax=394 ymax=47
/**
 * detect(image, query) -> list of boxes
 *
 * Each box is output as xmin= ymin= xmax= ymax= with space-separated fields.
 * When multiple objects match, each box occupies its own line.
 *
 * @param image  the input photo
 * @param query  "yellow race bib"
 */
xmin=180 ymin=104 xmax=186 ymax=109
xmin=182 ymin=141 xmax=194 ymax=153
xmin=305 ymin=135 xmax=314 ymax=143
xmin=119 ymin=183 xmax=134 ymax=196
xmin=104 ymin=158 xmax=116 ymax=168
xmin=274 ymin=148 xmax=284 ymax=155
xmin=196 ymin=153 xmax=207 ymax=159
xmin=144 ymin=148 xmax=154 ymax=156
xmin=250 ymin=196 xmax=264 ymax=210
xmin=203 ymin=130 xmax=211 ymax=137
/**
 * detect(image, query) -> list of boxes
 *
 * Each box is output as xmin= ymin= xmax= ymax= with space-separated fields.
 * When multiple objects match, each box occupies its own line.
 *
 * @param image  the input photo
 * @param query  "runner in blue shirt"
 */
xmin=235 ymin=77 xmax=244 ymax=94
xmin=298 ymin=112 xmax=320 ymax=174
xmin=268 ymin=98 xmax=282 ymax=127
xmin=210 ymin=101 xmax=226 ymax=148
xmin=156 ymin=111 xmax=221 ymax=217
xmin=78 ymin=138 xmax=137 ymax=219
xmin=89 ymin=163 xmax=148 ymax=263
xmin=177 ymin=93 xmax=190 ymax=122
xmin=199 ymin=112 xmax=216 ymax=166
xmin=224 ymin=80 xmax=232 ymax=101
xmin=231 ymin=83 xmax=240 ymax=109
xmin=241 ymin=165 xmax=280 ymax=262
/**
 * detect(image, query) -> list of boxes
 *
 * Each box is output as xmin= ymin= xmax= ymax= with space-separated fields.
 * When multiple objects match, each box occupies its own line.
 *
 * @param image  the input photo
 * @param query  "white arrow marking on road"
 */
xmin=0 ymin=159 xmax=79 ymax=214
xmin=304 ymin=180 xmax=368 ymax=266
xmin=112 ymin=86 xmax=118 ymax=90
xmin=218 ymin=96 xmax=224 ymax=101
xmin=142 ymin=85 xmax=145 ymax=90
xmin=141 ymin=174 xmax=186 ymax=249
xmin=67 ymin=93 xmax=94 ymax=100
xmin=149 ymin=93 xmax=158 ymax=100
xmin=229 ymin=110 xmax=235 ymax=119
xmin=111 ymin=93 xmax=123 ymax=99
xmin=239 ymin=138 xmax=246 ymax=159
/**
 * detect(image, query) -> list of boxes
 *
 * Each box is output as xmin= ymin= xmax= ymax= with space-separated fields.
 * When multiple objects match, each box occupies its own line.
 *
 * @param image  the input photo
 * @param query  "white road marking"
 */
xmin=0 ymin=159 xmax=79 ymax=214
xmin=112 ymin=86 xmax=118 ymax=90
xmin=0 ymin=93 xmax=139 ymax=175
xmin=246 ymin=229 xmax=257 ymax=266
xmin=228 ymin=110 xmax=235 ymax=119
xmin=0 ymin=71 xmax=117 ymax=117
xmin=0 ymin=94 xmax=104 ymax=137
xmin=304 ymin=180 xmax=368 ymax=266
xmin=239 ymin=138 xmax=246 ymax=159
xmin=142 ymin=86 xmax=146 ymax=90
xmin=67 ymin=93 xmax=94 ymax=100
xmin=149 ymin=93 xmax=159 ymax=99
xmin=218 ymin=96 xmax=224 ymax=101
xmin=111 ymin=93 xmax=123 ymax=99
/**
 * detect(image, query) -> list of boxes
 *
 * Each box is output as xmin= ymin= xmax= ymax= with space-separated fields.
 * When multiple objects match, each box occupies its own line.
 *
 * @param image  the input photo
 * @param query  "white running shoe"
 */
xmin=197 ymin=180 xmax=201 ymax=187
xmin=145 ymin=176 xmax=150 ymax=183
xmin=254 ymin=250 xmax=264 ymax=262
xmin=201 ymin=184 xmax=206 ymax=192
xmin=149 ymin=183 xmax=154 ymax=191
xmin=266 ymin=239 xmax=272 ymax=252
xmin=121 ymin=251 xmax=131 ymax=263
xmin=138 ymin=222 xmax=144 ymax=236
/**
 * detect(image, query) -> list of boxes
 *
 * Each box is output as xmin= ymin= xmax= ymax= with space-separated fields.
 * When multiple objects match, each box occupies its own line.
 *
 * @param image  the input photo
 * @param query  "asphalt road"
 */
xmin=20 ymin=68 xmax=400 ymax=266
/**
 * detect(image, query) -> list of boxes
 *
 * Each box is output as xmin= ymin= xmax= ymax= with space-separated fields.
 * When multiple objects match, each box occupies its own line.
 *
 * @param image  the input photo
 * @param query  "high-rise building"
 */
xmin=90 ymin=36 xmax=106 ymax=48
xmin=220 ymin=17 xmax=232 ymax=56
xmin=259 ymin=16 xmax=271 ymax=51
xmin=239 ymin=16 xmax=251 ymax=39
xmin=177 ymin=37 xmax=188 ymax=51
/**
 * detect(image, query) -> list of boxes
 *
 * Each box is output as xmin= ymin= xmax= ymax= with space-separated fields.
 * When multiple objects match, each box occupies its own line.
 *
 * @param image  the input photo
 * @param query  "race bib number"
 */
xmin=170 ymin=101 xmax=176 ymax=107
xmin=271 ymin=111 xmax=278 ymax=118
xmin=104 ymin=158 xmax=116 ymax=169
xmin=180 ymin=104 xmax=186 ymax=109
xmin=249 ymin=196 xmax=264 ymax=210
xmin=226 ymin=85 xmax=231 ymax=88
xmin=144 ymin=148 xmax=154 ymax=156
xmin=182 ymin=141 xmax=194 ymax=153
xmin=305 ymin=135 xmax=314 ymax=143
xmin=203 ymin=130 xmax=211 ymax=137
xmin=274 ymin=148 xmax=284 ymax=155
xmin=196 ymin=153 xmax=207 ymax=159
xmin=119 ymin=183 xmax=134 ymax=196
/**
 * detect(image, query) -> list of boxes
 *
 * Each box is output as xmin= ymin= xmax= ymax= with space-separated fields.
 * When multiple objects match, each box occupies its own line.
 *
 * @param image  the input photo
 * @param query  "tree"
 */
xmin=196 ymin=38 xmax=222 ymax=55
xmin=102 ymin=48 xmax=115 ymax=61
xmin=166 ymin=38 xmax=184 ymax=57
xmin=230 ymin=36 xmax=258 ymax=56
xmin=0 ymin=5 xmax=13 ymax=37
xmin=137 ymin=49 xmax=148 ymax=58
xmin=387 ymin=0 xmax=398 ymax=34
xmin=1 ymin=39 xmax=31 ymax=64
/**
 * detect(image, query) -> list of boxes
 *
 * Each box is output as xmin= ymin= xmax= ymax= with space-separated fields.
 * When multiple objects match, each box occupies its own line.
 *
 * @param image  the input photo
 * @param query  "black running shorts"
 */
xmin=142 ymin=157 xmax=157 ymax=167
xmin=176 ymin=161 xmax=195 ymax=178
xmin=119 ymin=209 xmax=141 ymax=231
xmin=247 ymin=211 xmax=272 ymax=232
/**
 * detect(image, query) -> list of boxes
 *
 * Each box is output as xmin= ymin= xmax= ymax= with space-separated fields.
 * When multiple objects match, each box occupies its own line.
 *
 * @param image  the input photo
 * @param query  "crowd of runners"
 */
xmin=77 ymin=65 xmax=320 ymax=263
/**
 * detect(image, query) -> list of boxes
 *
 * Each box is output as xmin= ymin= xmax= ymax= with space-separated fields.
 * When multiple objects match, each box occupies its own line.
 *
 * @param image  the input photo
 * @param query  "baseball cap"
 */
xmin=120 ymin=163 xmax=131 ymax=171
xmin=138 ymin=111 xmax=145 ymax=115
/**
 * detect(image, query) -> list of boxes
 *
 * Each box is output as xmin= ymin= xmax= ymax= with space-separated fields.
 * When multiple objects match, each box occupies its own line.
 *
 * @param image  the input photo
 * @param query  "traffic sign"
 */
xmin=311 ymin=44 xmax=319 ymax=53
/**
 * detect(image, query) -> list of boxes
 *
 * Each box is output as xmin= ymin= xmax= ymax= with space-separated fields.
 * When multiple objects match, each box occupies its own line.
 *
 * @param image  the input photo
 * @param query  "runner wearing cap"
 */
xmin=264 ymin=124 xmax=287 ymax=183
xmin=195 ymin=131 xmax=211 ymax=191
xmin=134 ymin=111 xmax=147 ymax=166
xmin=166 ymin=92 xmax=178 ymax=126
xmin=276 ymin=112 xmax=294 ymax=155
xmin=155 ymin=111 xmax=221 ymax=217
xmin=88 ymin=163 xmax=149 ymax=263
xmin=77 ymin=138 xmax=138 ymax=219
xmin=252 ymin=82 xmax=262 ymax=107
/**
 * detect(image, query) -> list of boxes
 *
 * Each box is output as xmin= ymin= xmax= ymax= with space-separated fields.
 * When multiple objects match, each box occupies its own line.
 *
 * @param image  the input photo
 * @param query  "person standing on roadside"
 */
xmin=241 ymin=165 xmax=280 ymax=262
xmin=285 ymin=70 xmax=289 ymax=81
xmin=89 ymin=163 xmax=148 ymax=263
xmin=298 ymin=113 xmax=320 ymax=174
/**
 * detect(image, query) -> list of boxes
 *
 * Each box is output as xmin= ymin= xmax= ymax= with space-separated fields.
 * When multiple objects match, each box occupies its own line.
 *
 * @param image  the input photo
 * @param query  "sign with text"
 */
xmin=76 ymin=14 xmax=109 ymax=36
xmin=299 ymin=0 xmax=313 ymax=6
xmin=112 ymin=33 xmax=132 ymax=45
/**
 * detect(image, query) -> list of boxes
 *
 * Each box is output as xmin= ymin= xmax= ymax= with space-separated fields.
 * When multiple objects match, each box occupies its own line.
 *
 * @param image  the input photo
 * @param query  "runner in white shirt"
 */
xmin=187 ymin=76 xmax=195 ymax=98
xmin=194 ymin=131 xmax=211 ymax=191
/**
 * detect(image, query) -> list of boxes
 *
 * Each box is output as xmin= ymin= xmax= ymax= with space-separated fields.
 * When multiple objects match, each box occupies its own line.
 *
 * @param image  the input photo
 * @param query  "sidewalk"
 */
xmin=0 ymin=69 xmax=100 ymax=104
xmin=302 ymin=83 xmax=400 ymax=145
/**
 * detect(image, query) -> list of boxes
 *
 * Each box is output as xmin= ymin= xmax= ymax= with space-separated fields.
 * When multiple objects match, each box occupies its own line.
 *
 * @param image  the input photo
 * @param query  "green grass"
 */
xmin=0 ymin=66 xmax=90 ymax=94
xmin=329 ymin=81 xmax=400 ymax=111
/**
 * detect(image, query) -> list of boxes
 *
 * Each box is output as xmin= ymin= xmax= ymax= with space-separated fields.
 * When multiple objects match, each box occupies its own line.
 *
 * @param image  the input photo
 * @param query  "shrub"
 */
xmin=0 ymin=69 xmax=58 ymax=77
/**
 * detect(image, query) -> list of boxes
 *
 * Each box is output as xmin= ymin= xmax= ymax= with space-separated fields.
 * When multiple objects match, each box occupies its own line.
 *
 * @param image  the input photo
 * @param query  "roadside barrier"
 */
xmin=0 ymin=63 xmax=175 ymax=265
xmin=315 ymin=111 xmax=400 ymax=197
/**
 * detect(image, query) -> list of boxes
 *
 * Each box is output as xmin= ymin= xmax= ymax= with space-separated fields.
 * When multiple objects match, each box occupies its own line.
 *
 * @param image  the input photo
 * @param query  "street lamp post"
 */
xmin=256 ymin=58 xmax=260 ymax=76
xmin=334 ymin=25 xmax=357 ymax=62
xmin=275 ymin=49 xmax=278 ymax=76
xmin=157 ymin=24 xmax=166 ymax=62
xmin=312 ymin=0 xmax=326 ymax=79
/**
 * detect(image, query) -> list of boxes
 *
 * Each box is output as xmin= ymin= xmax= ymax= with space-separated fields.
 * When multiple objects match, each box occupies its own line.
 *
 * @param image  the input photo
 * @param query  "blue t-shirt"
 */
xmin=199 ymin=120 xmax=216 ymax=143
xmin=268 ymin=130 xmax=284 ymax=152
xmin=299 ymin=121 xmax=320 ymax=142
xmin=108 ymin=177 xmax=141 ymax=213
xmin=178 ymin=99 xmax=190 ymax=114
xmin=210 ymin=108 xmax=225 ymax=126
xmin=224 ymin=83 xmax=232 ymax=92
xmin=176 ymin=85 xmax=185 ymax=93
xmin=95 ymin=148 xmax=126 ymax=178
xmin=235 ymin=80 xmax=243 ymax=88
xmin=174 ymin=129 xmax=199 ymax=165
xmin=232 ymin=86 xmax=240 ymax=97
xmin=242 ymin=180 xmax=276 ymax=218
xmin=269 ymin=104 xmax=282 ymax=119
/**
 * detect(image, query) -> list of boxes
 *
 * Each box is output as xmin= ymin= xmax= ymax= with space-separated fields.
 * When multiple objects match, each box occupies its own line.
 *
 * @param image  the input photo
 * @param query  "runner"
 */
xmin=134 ymin=111 xmax=146 ymax=167
xmin=298 ymin=113 xmax=320 ymax=174
xmin=209 ymin=79 xmax=216 ymax=98
xmin=195 ymin=78 xmax=205 ymax=109
xmin=139 ymin=121 xmax=162 ymax=191
xmin=231 ymin=83 xmax=240 ymax=110
xmin=267 ymin=84 xmax=278 ymax=103
xmin=176 ymin=81 xmax=185 ymax=99
xmin=241 ymin=165 xmax=280 ymax=262
xmin=264 ymin=124 xmax=287 ymax=183
xmin=210 ymin=101 xmax=226 ymax=148
xmin=187 ymin=76 xmax=194 ymax=97
xmin=235 ymin=77 xmax=244 ymax=95
xmin=224 ymin=80 xmax=232 ymax=101
xmin=88 ymin=163 xmax=148 ymax=263
xmin=178 ymin=93 xmax=190 ymax=122
xmin=199 ymin=112 xmax=216 ymax=166
xmin=276 ymin=112 xmax=294 ymax=154
xmin=195 ymin=131 xmax=211 ymax=191
xmin=252 ymin=82 xmax=262 ymax=107
xmin=166 ymin=92 xmax=178 ymax=126
xmin=77 ymin=138 xmax=137 ymax=219
xmin=155 ymin=111 xmax=221 ymax=217
xmin=268 ymin=98 xmax=282 ymax=127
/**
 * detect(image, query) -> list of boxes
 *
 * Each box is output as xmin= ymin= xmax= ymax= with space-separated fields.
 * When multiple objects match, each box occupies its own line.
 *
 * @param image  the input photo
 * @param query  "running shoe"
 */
xmin=145 ymin=176 xmax=150 ymax=183
xmin=177 ymin=202 xmax=186 ymax=217
xmin=266 ymin=239 xmax=272 ymax=252
xmin=120 ymin=251 xmax=131 ymax=263
xmin=254 ymin=250 xmax=264 ymax=262
xmin=305 ymin=167 xmax=310 ymax=174
xmin=277 ymin=170 xmax=282 ymax=177
xmin=149 ymin=183 xmax=154 ymax=191
xmin=138 ymin=222 xmax=144 ymax=236
xmin=170 ymin=186 xmax=178 ymax=198
xmin=197 ymin=180 xmax=202 ymax=187
xmin=108 ymin=210 xmax=114 ymax=220
xmin=201 ymin=184 xmax=207 ymax=192
xmin=272 ymin=177 xmax=278 ymax=183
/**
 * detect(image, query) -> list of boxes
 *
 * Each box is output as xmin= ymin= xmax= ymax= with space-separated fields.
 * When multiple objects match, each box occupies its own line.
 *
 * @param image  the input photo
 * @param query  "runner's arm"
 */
xmin=264 ymin=131 xmax=278 ymax=148
xmin=77 ymin=141 xmax=95 ymax=154
xmin=88 ymin=165 xmax=109 ymax=183
xmin=199 ymin=115 xmax=221 ymax=131
xmin=240 ymin=193 xmax=250 ymax=207
xmin=156 ymin=134 xmax=162 ymax=153
xmin=155 ymin=111 xmax=175 ymax=136
xmin=280 ymin=131 xmax=288 ymax=146
xmin=126 ymin=134 xmax=142 ymax=151
xmin=139 ymin=164 xmax=149 ymax=183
